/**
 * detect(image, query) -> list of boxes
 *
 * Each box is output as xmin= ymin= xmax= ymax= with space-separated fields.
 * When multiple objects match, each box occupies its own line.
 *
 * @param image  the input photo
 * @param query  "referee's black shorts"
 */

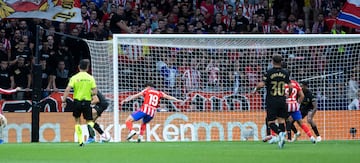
xmin=266 ymin=98 xmax=288 ymax=121
xmin=72 ymin=100 xmax=93 ymax=120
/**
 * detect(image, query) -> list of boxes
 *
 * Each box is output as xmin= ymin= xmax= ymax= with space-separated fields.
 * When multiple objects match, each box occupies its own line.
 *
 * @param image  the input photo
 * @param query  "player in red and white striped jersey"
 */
xmin=120 ymin=82 xmax=183 ymax=142
xmin=285 ymin=80 xmax=316 ymax=143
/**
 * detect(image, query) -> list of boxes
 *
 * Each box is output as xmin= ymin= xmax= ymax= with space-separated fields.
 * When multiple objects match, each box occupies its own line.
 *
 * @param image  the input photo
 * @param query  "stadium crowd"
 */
xmin=0 ymin=0 xmax=359 ymax=110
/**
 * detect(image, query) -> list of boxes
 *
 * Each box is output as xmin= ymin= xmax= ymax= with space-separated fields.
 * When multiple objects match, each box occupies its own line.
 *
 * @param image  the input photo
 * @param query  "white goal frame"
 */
xmin=103 ymin=34 xmax=360 ymax=142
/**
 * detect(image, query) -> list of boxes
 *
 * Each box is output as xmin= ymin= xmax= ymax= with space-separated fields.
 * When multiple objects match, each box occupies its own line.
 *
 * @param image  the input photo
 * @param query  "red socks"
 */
xmin=301 ymin=124 xmax=312 ymax=137
xmin=140 ymin=123 xmax=146 ymax=135
xmin=126 ymin=121 xmax=133 ymax=131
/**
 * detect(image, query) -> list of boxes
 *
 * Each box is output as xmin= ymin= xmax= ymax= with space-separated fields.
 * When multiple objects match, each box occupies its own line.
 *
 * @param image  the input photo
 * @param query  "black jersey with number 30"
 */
xmin=263 ymin=67 xmax=290 ymax=100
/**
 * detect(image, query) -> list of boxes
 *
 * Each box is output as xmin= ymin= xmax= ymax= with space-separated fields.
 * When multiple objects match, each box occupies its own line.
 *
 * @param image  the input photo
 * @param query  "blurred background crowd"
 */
xmin=0 ymin=0 xmax=358 ymax=110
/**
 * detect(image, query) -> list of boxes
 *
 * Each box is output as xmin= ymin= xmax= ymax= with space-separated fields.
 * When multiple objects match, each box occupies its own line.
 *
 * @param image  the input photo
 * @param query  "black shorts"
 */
xmin=93 ymin=103 xmax=108 ymax=116
xmin=300 ymin=108 xmax=314 ymax=118
xmin=72 ymin=100 xmax=93 ymax=120
xmin=266 ymin=98 xmax=288 ymax=121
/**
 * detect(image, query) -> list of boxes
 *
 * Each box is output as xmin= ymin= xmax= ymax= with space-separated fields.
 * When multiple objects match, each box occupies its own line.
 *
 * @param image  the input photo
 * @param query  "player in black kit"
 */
xmin=295 ymin=81 xmax=322 ymax=142
xmin=253 ymin=54 xmax=291 ymax=148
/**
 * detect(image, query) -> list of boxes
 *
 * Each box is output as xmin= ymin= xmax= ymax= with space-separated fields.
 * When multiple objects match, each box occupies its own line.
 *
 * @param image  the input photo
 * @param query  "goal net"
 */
xmin=85 ymin=34 xmax=360 ymax=142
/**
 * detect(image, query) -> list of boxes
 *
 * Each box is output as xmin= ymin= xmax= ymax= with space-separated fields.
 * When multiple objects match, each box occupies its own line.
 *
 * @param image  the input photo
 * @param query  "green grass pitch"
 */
xmin=0 ymin=141 xmax=359 ymax=163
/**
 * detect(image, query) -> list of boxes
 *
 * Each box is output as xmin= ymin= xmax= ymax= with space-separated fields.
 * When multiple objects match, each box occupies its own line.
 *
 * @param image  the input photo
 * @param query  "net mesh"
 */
xmin=85 ymin=34 xmax=360 ymax=142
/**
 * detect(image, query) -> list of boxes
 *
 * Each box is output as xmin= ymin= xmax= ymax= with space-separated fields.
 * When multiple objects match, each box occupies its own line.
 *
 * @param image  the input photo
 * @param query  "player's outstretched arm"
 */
xmin=252 ymin=81 xmax=265 ymax=94
xmin=120 ymin=92 xmax=143 ymax=105
xmin=163 ymin=93 xmax=183 ymax=103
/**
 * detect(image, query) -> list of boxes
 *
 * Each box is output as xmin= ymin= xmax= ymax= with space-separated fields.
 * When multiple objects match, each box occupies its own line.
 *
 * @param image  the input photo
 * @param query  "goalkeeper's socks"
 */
xmin=126 ymin=121 xmax=133 ymax=131
xmin=75 ymin=124 xmax=83 ymax=144
xmin=301 ymin=124 xmax=312 ymax=137
xmin=94 ymin=123 xmax=104 ymax=135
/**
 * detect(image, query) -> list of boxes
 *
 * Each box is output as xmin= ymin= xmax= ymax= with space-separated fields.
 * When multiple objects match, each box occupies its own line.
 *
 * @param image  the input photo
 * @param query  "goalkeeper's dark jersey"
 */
xmin=300 ymin=89 xmax=316 ymax=111
xmin=96 ymin=91 xmax=109 ymax=113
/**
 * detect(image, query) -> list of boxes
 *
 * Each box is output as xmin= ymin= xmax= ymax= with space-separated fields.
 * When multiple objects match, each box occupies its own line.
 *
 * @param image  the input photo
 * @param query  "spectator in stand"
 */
xmin=18 ymin=20 xmax=33 ymax=39
xmin=293 ymin=19 xmax=306 ymax=34
xmin=102 ymin=3 xmax=117 ymax=23
xmin=222 ymin=4 xmax=236 ymax=30
xmin=10 ymin=40 xmax=32 ymax=66
xmin=227 ymin=18 xmax=238 ymax=33
xmin=182 ymin=58 xmax=201 ymax=94
xmin=229 ymin=60 xmax=243 ymax=94
xmin=95 ymin=22 xmax=110 ymax=40
xmin=0 ymin=28 xmax=11 ymax=56
xmin=210 ymin=13 xmax=227 ymax=33
xmin=324 ymin=7 xmax=339 ymax=31
xmin=286 ymin=13 xmax=297 ymax=31
xmin=251 ymin=14 xmax=265 ymax=33
xmin=83 ymin=10 xmax=99 ymax=33
xmin=81 ymin=4 xmax=91 ymax=21
xmin=21 ymin=35 xmax=34 ymax=55
xmin=10 ymin=56 xmax=31 ymax=100
xmin=65 ymin=28 xmax=90 ymax=67
xmin=214 ymin=0 xmax=227 ymax=16
xmin=312 ymin=13 xmax=329 ymax=34
xmin=159 ymin=55 xmax=180 ymax=97
xmin=53 ymin=60 xmax=70 ymax=90
xmin=278 ymin=20 xmax=288 ymax=34
xmin=179 ymin=3 xmax=193 ymax=22
xmin=55 ymin=41 xmax=75 ymax=75
xmin=58 ymin=22 xmax=69 ymax=35
xmin=44 ymin=35 xmax=58 ymax=71
xmin=347 ymin=73 xmax=359 ymax=110
xmin=10 ymin=30 xmax=22 ymax=56
xmin=0 ymin=60 xmax=12 ymax=100
xmin=0 ymin=43 xmax=8 ymax=61
xmin=110 ymin=6 xmax=132 ymax=34
xmin=39 ymin=57 xmax=53 ymax=98
xmin=206 ymin=57 xmax=220 ymax=91
xmin=200 ymin=0 xmax=215 ymax=25
xmin=235 ymin=8 xmax=250 ymax=33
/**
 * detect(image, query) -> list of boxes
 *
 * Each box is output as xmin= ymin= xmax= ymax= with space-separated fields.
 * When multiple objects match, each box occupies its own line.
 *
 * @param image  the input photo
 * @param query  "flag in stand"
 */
xmin=336 ymin=0 xmax=360 ymax=29
xmin=0 ymin=0 xmax=82 ymax=23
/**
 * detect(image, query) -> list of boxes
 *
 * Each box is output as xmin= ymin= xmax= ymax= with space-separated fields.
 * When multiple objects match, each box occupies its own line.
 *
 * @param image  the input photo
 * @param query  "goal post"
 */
xmin=85 ymin=34 xmax=360 ymax=142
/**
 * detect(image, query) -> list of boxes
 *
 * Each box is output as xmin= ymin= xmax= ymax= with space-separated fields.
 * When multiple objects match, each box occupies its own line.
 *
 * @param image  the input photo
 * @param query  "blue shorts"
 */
xmin=131 ymin=111 xmax=153 ymax=124
xmin=289 ymin=110 xmax=303 ymax=121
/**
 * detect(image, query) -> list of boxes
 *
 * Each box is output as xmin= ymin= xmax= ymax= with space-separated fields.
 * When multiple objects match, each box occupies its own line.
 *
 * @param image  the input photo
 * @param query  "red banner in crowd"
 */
xmin=336 ymin=0 xmax=360 ymax=29
xmin=0 ymin=0 xmax=82 ymax=23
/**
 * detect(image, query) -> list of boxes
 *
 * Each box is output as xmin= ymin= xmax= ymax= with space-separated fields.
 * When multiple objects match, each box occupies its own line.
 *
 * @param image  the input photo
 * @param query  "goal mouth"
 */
xmin=85 ymin=34 xmax=360 ymax=142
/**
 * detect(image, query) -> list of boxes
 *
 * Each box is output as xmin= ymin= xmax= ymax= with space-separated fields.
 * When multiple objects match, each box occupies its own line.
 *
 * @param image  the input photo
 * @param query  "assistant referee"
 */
xmin=62 ymin=59 xmax=98 ymax=146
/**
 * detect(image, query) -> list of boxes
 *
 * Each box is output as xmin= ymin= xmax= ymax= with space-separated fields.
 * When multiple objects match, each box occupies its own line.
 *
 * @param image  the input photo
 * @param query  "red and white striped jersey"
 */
xmin=140 ymin=88 xmax=164 ymax=117
xmin=1 ymin=38 xmax=11 ymax=51
xmin=285 ymin=80 xmax=302 ymax=112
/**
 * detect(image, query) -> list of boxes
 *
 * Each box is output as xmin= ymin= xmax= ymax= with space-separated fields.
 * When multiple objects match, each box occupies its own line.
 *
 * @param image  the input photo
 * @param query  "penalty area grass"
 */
xmin=0 ymin=140 xmax=359 ymax=163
